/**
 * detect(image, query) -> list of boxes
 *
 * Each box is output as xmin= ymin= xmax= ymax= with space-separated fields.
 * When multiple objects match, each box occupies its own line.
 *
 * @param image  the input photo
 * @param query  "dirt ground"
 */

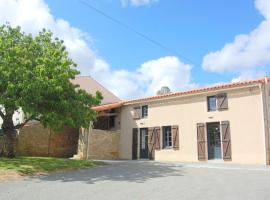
xmin=0 ymin=170 xmax=21 ymax=182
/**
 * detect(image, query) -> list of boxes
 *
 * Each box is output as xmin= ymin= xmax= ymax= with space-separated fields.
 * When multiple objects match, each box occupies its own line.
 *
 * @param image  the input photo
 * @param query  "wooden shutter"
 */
xmin=132 ymin=128 xmax=138 ymax=160
xmin=172 ymin=125 xmax=179 ymax=150
xmin=197 ymin=123 xmax=207 ymax=161
xmin=131 ymin=106 xmax=141 ymax=119
xmin=148 ymin=127 xmax=155 ymax=160
xmin=154 ymin=127 xmax=161 ymax=150
xmin=221 ymin=121 xmax=232 ymax=160
xmin=217 ymin=93 xmax=228 ymax=111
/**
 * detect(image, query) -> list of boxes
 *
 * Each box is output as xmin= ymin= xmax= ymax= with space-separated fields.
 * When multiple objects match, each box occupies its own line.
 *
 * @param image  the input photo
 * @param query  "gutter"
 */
xmin=124 ymin=83 xmax=262 ymax=106
xmin=93 ymin=78 xmax=270 ymax=112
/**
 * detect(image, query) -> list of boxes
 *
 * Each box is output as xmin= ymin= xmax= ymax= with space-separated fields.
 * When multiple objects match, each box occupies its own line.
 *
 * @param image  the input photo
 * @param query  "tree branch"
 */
xmin=0 ymin=109 xmax=5 ymax=120
xmin=13 ymin=115 xmax=39 ymax=129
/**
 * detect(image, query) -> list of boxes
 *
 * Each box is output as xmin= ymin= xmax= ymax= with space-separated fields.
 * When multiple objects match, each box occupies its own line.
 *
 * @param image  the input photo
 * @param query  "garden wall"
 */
xmin=76 ymin=128 xmax=120 ymax=160
xmin=0 ymin=123 xmax=79 ymax=158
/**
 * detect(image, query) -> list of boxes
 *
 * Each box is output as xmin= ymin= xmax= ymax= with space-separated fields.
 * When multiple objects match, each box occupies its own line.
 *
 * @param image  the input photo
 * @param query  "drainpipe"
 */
xmin=262 ymin=78 xmax=270 ymax=165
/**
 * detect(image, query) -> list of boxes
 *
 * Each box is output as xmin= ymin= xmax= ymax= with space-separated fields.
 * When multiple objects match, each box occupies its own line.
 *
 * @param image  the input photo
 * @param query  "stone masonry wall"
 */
xmin=76 ymin=128 xmax=120 ymax=160
xmin=9 ymin=123 xmax=79 ymax=157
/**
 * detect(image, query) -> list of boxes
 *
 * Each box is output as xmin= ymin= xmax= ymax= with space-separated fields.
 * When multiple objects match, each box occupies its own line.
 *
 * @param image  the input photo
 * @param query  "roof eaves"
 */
xmin=93 ymin=102 xmax=124 ymax=112
xmin=123 ymin=77 xmax=268 ymax=105
xmin=92 ymin=77 xmax=269 ymax=111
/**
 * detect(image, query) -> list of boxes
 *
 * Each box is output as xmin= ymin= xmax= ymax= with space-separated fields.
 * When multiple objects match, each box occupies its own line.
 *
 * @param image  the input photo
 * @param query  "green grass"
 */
xmin=0 ymin=156 xmax=103 ymax=175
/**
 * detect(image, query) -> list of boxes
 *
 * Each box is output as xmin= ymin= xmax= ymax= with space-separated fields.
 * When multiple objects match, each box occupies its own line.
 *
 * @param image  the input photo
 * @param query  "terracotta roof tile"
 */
xmin=93 ymin=102 xmax=124 ymax=112
xmin=93 ymin=77 xmax=270 ymax=111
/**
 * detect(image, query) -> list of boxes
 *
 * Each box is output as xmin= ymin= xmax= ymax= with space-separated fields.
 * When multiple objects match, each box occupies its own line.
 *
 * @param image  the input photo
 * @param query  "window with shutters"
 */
xmin=132 ymin=106 xmax=141 ymax=119
xmin=162 ymin=126 xmax=172 ymax=148
xmin=207 ymin=93 xmax=228 ymax=112
xmin=217 ymin=93 xmax=228 ymax=111
xmin=142 ymin=105 xmax=148 ymax=118
xmin=207 ymin=96 xmax=217 ymax=112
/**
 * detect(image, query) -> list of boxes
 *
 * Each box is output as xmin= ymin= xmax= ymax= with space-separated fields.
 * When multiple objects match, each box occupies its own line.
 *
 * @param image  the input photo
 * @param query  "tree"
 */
xmin=156 ymin=86 xmax=171 ymax=95
xmin=0 ymin=24 xmax=102 ymax=158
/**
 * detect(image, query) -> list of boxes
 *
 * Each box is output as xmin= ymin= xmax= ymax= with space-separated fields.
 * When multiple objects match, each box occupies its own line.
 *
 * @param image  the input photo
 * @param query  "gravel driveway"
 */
xmin=1 ymin=160 xmax=270 ymax=200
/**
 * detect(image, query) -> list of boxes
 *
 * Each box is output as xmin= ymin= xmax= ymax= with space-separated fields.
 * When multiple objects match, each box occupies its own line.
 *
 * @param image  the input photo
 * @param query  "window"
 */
xmin=132 ymin=106 xmax=141 ymax=119
xmin=142 ymin=105 xmax=148 ymax=118
xmin=207 ymin=96 xmax=217 ymax=112
xmin=163 ymin=126 xmax=172 ymax=148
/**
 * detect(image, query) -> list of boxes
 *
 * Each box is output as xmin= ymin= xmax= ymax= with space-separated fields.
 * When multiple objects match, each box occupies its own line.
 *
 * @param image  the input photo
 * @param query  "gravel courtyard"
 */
xmin=1 ymin=160 xmax=270 ymax=200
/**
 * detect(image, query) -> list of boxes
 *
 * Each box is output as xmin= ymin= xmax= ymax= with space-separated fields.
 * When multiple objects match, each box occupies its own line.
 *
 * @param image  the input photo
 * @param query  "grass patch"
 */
xmin=0 ymin=156 xmax=103 ymax=175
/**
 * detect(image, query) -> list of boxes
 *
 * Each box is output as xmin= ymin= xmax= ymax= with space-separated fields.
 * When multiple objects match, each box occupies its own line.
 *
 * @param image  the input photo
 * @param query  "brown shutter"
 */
xmin=217 ymin=93 xmax=228 ymax=111
xmin=197 ymin=123 xmax=207 ymax=161
xmin=154 ymin=127 xmax=161 ymax=150
xmin=132 ymin=128 xmax=138 ymax=160
xmin=131 ymin=106 xmax=141 ymax=119
xmin=221 ymin=121 xmax=232 ymax=161
xmin=172 ymin=125 xmax=179 ymax=150
xmin=148 ymin=127 xmax=155 ymax=160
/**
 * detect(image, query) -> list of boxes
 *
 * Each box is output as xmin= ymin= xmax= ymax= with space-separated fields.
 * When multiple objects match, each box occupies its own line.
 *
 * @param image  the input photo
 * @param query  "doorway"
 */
xmin=140 ymin=128 xmax=149 ymax=159
xmin=207 ymin=122 xmax=222 ymax=160
xmin=132 ymin=128 xmax=138 ymax=160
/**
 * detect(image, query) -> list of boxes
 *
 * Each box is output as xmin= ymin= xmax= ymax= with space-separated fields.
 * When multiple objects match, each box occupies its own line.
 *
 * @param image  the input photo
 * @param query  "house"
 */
xmin=90 ymin=77 xmax=270 ymax=165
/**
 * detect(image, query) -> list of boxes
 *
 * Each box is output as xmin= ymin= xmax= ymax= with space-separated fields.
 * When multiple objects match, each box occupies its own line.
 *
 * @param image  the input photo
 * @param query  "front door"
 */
xmin=207 ymin=123 xmax=222 ymax=160
xmin=140 ymin=128 xmax=149 ymax=159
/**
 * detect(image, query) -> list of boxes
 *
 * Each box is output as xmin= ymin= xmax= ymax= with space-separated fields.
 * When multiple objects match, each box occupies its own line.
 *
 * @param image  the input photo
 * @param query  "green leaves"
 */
xmin=0 ymin=24 xmax=102 ymax=130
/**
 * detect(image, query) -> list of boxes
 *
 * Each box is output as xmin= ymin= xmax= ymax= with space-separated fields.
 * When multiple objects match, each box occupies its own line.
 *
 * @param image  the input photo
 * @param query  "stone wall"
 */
xmin=0 ymin=123 xmax=79 ymax=158
xmin=76 ymin=128 xmax=120 ymax=160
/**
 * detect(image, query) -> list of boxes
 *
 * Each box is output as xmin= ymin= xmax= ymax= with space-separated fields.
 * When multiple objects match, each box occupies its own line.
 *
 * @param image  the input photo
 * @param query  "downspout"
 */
xmin=262 ymin=78 xmax=270 ymax=165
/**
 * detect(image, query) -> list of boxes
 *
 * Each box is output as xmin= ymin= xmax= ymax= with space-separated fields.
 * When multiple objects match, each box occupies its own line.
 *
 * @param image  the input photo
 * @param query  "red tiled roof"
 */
xmin=93 ymin=77 xmax=270 ymax=111
xmin=93 ymin=102 xmax=124 ymax=112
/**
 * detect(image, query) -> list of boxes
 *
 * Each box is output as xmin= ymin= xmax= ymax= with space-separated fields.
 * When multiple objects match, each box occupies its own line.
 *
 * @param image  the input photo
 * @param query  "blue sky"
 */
xmin=46 ymin=0 xmax=264 ymax=83
xmin=0 ymin=0 xmax=269 ymax=99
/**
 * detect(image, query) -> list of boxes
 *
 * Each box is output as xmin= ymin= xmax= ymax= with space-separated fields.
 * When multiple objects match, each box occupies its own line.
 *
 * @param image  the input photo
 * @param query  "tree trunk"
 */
xmin=2 ymin=129 xmax=16 ymax=158
xmin=2 ymin=113 xmax=16 ymax=158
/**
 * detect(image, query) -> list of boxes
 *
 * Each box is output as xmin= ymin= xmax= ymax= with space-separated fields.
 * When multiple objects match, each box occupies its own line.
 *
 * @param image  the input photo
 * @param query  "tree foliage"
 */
xmin=0 ymin=24 xmax=102 ymax=157
xmin=156 ymin=86 xmax=171 ymax=95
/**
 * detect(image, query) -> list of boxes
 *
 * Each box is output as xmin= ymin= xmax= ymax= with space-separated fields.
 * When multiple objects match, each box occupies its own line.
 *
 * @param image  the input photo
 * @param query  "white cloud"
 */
xmin=138 ymin=56 xmax=194 ymax=96
xmin=93 ymin=56 xmax=194 ymax=99
xmin=121 ymin=0 xmax=158 ymax=7
xmin=231 ymin=70 xmax=266 ymax=82
xmin=0 ymin=0 xmax=193 ymax=100
xmin=202 ymin=0 xmax=270 ymax=80
xmin=0 ymin=0 xmax=95 ymax=75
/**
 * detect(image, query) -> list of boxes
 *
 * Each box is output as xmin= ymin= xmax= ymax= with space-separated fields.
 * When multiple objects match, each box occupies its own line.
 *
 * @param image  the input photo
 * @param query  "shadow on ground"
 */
xmin=38 ymin=161 xmax=184 ymax=184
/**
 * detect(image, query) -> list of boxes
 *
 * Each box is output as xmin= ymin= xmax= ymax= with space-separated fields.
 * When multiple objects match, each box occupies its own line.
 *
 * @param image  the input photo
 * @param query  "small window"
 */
xmin=207 ymin=96 xmax=217 ymax=112
xmin=163 ymin=126 xmax=172 ymax=148
xmin=142 ymin=105 xmax=148 ymax=118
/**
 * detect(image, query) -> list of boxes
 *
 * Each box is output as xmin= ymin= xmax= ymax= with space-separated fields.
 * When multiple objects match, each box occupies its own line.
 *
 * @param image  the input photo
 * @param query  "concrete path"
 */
xmin=1 ymin=160 xmax=270 ymax=200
